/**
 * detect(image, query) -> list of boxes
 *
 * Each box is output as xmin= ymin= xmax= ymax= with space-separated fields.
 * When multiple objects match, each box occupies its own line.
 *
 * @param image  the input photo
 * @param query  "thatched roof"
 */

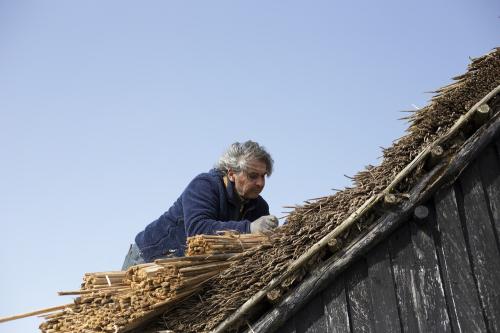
xmin=32 ymin=48 xmax=498 ymax=333
xmin=143 ymin=47 xmax=500 ymax=333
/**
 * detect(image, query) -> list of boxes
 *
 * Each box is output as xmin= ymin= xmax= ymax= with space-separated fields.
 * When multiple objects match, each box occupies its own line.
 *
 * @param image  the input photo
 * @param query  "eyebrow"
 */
xmin=246 ymin=170 xmax=267 ymax=176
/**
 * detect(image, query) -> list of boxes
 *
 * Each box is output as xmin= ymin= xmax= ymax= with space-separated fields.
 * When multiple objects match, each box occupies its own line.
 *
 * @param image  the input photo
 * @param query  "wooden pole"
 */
xmin=474 ymin=103 xmax=491 ymax=126
xmin=0 ymin=304 xmax=73 ymax=323
xmin=425 ymin=145 xmax=444 ymax=169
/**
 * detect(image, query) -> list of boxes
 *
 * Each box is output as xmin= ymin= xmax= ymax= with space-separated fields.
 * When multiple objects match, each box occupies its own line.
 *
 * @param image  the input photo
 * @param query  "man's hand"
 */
xmin=250 ymin=215 xmax=279 ymax=234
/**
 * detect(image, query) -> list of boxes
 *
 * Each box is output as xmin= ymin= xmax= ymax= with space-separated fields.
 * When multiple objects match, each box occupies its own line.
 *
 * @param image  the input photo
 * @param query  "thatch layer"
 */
xmin=153 ymin=48 xmax=500 ymax=333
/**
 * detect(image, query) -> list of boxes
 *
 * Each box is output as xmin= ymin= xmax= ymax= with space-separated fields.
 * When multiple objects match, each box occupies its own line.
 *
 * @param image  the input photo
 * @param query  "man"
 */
xmin=122 ymin=140 xmax=278 ymax=270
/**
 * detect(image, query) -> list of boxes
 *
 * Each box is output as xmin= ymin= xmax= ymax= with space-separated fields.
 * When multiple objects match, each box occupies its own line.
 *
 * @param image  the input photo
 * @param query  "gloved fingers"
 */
xmin=262 ymin=219 xmax=278 ymax=229
xmin=260 ymin=221 xmax=278 ymax=234
xmin=269 ymin=215 xmax=279 ymax=227
xmin=260 ymin=226 xmax=275 ymax=235
xmin=250 ymin=215 xmax=279 ymax=234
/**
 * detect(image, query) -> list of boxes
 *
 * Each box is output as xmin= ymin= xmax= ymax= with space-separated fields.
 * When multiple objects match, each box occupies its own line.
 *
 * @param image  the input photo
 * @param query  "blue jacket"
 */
xmin=135 ymin=169 xmax=270 ymax=262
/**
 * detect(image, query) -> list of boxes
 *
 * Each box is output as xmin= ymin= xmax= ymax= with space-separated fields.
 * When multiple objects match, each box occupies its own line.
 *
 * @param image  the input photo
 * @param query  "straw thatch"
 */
xmin=145 ymin=48 xmax=500 ymax=333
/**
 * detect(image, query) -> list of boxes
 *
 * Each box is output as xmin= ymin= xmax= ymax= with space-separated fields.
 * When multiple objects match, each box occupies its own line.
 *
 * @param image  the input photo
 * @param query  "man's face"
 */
xmin=228 ymin=159 xmax=267 ymax=200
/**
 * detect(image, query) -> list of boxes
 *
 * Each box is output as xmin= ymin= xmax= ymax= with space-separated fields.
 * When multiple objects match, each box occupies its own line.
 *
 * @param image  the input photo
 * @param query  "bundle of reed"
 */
xmin=81 ymin=271 xmax=127 ymax=290
xmin=187 ymin=231 xmax=271 ymax=256
xmin=0 ymin=254 xmax=236 ymax=332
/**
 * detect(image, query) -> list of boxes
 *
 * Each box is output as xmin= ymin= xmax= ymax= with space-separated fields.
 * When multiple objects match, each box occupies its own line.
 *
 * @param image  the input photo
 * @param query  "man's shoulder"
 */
xmin=186 ymin=169 xmax=223 ymax=190
xmin=192 ymin=169 xmax=223 ymax=181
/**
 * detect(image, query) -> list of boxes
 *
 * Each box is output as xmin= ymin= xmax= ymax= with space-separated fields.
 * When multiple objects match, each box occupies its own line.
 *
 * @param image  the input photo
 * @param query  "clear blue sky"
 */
xmin=0 ymin=1 xmax=498 ymax=331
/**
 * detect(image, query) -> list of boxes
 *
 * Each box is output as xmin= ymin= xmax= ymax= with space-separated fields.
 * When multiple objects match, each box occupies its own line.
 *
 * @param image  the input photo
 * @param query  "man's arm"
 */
xmin=182 ymin=176 xmax=251 ymax=236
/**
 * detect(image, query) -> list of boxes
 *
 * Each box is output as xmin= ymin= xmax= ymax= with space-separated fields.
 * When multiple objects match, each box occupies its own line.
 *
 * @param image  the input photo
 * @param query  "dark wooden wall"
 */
xmin=277 ymin=137 xmax=500 ymax=333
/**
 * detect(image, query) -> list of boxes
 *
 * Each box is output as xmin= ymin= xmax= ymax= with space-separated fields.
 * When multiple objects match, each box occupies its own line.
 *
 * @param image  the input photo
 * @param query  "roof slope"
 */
xmin=248 ymin=110 xmax=500 ymax=332
xmin=151 ymin=48 xmax=500 ymax=333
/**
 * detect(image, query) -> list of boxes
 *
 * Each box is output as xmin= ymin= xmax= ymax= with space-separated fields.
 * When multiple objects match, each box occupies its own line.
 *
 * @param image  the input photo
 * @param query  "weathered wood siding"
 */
xmin=277 ymin=137 xmax=500 ymax=333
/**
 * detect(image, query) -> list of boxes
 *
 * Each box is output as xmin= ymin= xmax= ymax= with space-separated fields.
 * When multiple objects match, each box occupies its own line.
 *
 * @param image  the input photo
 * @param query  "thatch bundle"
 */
xmin=82 ymin=271 xmax=128 ymax=291
xmin=0 ymin=232 xmax=271 ymax=331
xmin=38 ymin=255 xmax=235 ymax=332
xmin=187 ymin=231 xmax=271 ymax=256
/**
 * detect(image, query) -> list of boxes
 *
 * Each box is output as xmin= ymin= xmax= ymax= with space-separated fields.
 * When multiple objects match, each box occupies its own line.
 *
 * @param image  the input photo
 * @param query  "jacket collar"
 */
xmin=212 ymin=169 xmax=256 ymax=209
xmin=223 ymin=175 xmax=247 ymax=206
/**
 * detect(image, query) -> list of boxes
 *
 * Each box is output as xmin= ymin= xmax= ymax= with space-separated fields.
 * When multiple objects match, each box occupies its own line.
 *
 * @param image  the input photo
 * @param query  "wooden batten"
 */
xmin=383 ymin=193 xmax=398 ymax=205
xmin=474 ymin=103 xmax=491 ymax=126
xmin=425 ymin=145 xmax=445 ymax=169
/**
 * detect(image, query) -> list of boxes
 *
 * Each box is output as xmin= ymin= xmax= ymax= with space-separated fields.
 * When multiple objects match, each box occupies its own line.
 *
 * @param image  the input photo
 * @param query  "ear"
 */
xmin=227 ymin=169 xmax=236 ymax=182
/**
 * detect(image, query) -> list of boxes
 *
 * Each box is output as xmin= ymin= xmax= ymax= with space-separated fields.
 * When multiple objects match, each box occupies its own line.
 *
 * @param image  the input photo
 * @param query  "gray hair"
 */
xmin=216 ymin=140 xmax=274 ymax=176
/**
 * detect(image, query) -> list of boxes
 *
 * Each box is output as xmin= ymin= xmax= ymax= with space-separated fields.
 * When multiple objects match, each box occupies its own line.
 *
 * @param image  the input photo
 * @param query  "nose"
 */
xmin=256 ymin=176 xmax=265 ymax=188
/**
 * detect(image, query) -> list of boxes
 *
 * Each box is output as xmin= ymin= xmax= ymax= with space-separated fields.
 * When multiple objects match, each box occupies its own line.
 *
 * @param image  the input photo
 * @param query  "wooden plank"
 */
xmin=366 ymin=242 xmax=401 ymax=333
xmin=294 ymin=292 xmax=326 ymax=333
xmin=408 ymin=213 xmax=451 ymax=332
xmin=389 ymin=224 xmax=420 ymax=333
xmin=495 ymin=134 xmax=500 ymax=159
xmin=346 ymin=258 xmax=373 ymax=333
xmin=323 ymin=276 xmax=350 ymax=333
xmin=478 ymin=145 xmax=500 ymax=250
xmin=458 ymin=161 xmax=500 ymax=332
xmin=433 ymin=186 xmax=487 ymax=332
xmin=279 ymin=317 xmax=296 ymax=333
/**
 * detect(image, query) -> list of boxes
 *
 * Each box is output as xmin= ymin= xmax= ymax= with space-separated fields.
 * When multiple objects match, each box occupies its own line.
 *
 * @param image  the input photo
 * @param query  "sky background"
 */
xmin=0 ymin=1 xmax=499 ymax=331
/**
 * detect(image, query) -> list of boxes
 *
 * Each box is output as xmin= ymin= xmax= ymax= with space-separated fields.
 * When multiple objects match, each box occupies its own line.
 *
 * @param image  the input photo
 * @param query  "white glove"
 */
xmin=250 ymin=215 xmax=278 ymax=234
